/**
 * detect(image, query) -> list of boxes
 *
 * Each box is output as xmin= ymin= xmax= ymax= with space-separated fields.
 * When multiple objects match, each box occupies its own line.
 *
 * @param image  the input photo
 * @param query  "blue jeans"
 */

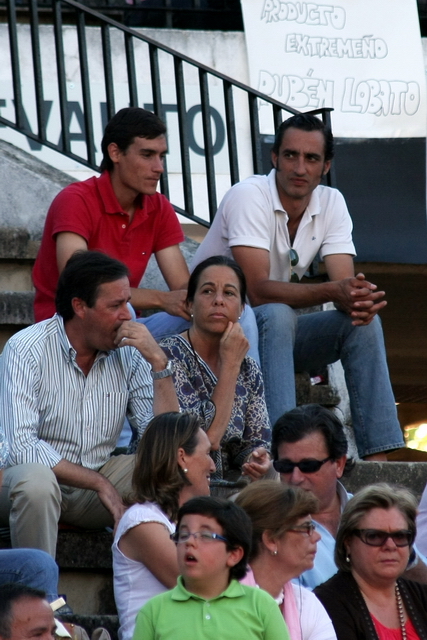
xmin=254 ymin=303 xmax=404 ymax=458
xmin=0 ymin=548 xmax=58 ymax=602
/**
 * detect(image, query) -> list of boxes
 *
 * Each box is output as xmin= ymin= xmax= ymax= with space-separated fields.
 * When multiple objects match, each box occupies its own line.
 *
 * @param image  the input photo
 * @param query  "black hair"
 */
xmin=271 ymin=113 xmax=334 ymax=162
xmin=100 ymin=107 xmax=166 ymax=172
xmin=271 ymin=404 xmax=354 ymax=475
xmin=187 ymin=256 xmax=246 ymax=305
xmin=55 ymin=250 xmax=129 ymax=321
xmin=176 ymin=496 xmax=252 ymax=581
xmin=0 ymin=584 xmax=47 ymax=638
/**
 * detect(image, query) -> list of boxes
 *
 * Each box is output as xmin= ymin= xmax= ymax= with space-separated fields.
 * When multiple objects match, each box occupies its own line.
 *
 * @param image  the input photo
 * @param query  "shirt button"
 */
xmin=122 ymin=224 xmax=126 ymax=229
xmin=205 ymin=615 xmax=211 ymax=620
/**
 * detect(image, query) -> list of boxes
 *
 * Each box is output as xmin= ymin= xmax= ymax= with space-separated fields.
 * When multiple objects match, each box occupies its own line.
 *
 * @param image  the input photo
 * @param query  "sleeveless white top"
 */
xmin=113 ymin=501 xmax=175 ymax=640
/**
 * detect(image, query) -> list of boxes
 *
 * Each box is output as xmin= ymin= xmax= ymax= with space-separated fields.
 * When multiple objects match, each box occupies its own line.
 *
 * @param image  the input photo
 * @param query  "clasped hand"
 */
xmin=336 ymin=273 xmax=387 ymax=326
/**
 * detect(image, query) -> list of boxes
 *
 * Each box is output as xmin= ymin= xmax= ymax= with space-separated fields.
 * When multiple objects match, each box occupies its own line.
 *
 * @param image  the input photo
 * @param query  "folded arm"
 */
xmin=232 ymin=246 xmax=386 ymax=325
xmin=56 ymin=233 xmax=190 ymax=318
xmin=226 ymin=359 xmax=271 ymax=476
xmin=206 ymin=322 xmax=249 ymax=450
xmin=115 ymin=321 xmax=179 ymax=421
xmin=53 ymin=458 xmax=126 ymax=527
xmin=129 ymin=245 xmax=190 ymax=319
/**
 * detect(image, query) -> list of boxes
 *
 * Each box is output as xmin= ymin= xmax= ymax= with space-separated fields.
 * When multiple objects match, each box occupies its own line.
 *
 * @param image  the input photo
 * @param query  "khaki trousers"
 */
xmin=0 ymin=454 xmax=135 ymax=558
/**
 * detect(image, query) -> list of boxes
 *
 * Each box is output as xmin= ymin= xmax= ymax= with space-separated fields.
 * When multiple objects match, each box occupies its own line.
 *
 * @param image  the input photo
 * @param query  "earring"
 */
xmin=238 ymin=316 xmax=241 ymax=320
xmin=183 ymin=468 xmax=188 ymax=473
xmin=345 ymin=554 xmax=350 ymax=563
xmin=271 ymin=549 xmax=278 ymax=556
xmin=190 ymin=314 xmax=193 ymax=319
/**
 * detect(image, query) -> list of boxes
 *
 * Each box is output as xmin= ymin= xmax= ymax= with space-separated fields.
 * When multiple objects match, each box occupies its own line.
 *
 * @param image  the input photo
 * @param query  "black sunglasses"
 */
xmin=289 ymin=248 xmax=300 ymax=283
xmin=273 ymin=456 xmax=332 ymax=474
xmin=352 ymin=529 xmax=414 ymax=547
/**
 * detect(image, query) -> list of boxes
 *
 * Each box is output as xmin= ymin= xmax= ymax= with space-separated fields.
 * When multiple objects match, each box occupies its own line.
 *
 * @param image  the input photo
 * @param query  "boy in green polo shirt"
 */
xmin=132 ymin=496 xmax=289 ymax=640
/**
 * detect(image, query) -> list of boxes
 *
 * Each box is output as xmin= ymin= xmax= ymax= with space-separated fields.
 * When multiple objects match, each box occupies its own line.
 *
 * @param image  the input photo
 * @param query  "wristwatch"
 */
xmin=150 ymin=360 xmax=174 ymax=380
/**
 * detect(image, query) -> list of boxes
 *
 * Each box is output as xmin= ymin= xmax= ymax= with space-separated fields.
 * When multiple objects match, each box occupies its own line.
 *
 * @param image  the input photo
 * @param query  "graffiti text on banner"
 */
xmin=261 ymin=1 xmax=346 ymax=29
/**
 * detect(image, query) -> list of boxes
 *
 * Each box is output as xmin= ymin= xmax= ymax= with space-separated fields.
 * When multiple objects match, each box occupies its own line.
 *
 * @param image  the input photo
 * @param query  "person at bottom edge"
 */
xmin=314 ymin=483 xmax=427 ymax=640
xmin=132 ymin=496 xmax=289 ymax=640
xmin=0 ymin=584 xmax=56 ymax=640
xmin=236 ymin=480 xmax=336 ymax=640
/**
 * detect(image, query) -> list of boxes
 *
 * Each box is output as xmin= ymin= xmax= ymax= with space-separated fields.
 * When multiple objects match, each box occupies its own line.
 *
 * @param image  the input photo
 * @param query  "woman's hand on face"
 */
xmin=219 ymin=321 xmax=249 ymax=367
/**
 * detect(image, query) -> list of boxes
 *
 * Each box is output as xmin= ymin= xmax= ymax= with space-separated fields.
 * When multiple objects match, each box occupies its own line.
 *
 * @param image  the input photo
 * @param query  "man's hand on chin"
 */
xmin=115 ymin=320 xmax=168 ymax=367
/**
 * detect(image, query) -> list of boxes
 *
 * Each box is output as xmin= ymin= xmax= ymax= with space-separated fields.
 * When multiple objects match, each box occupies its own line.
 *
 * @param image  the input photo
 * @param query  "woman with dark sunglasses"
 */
xmin=235 ymin=480 xmax=337 ymax=640
xmin=314 ymin=483 xmax=427 ymax=640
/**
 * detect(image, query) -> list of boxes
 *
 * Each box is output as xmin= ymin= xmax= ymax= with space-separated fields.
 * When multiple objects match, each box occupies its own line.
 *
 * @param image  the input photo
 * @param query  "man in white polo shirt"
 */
xmin=192 ymin=113 xmax=403 ymax=460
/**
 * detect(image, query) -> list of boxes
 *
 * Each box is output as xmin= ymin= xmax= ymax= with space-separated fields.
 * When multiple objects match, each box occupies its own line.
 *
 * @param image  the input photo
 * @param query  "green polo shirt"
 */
xmin=133 ymin=577 xmax=289 ymax=640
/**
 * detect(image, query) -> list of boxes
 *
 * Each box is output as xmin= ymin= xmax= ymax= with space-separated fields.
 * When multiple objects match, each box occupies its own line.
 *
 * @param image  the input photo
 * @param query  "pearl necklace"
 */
xmin=395 ymin=584 xmax=407 ymax=640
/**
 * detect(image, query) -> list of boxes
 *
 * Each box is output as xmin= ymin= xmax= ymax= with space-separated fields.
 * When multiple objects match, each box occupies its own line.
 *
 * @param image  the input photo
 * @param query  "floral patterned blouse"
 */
xmin=160 ymin=335 xmax=271 ymax=479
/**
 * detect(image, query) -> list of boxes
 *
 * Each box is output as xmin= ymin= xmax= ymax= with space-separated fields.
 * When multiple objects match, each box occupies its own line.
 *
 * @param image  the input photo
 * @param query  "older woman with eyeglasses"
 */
xmin=235 ymin=480 xmax=337 ymax=640
xmin=314 ymin=483 xmax=427 ymax=640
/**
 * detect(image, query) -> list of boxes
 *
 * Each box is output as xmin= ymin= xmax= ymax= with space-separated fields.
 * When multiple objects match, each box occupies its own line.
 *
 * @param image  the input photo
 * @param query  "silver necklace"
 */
xmin=186 ymin=330 xmax=212 ymax=389
xmin=395 ymin=584 xmax=407 ymax=640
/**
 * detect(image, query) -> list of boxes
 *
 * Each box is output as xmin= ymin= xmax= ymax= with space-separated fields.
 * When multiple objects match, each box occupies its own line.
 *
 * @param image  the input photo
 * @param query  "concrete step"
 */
xmin=0 ymin=291 xmax=34 ymax=324
xmin=55 ymin=529 xmax=116 ymax=617
xmin=344 ymin=460 xmax=427 ymax=498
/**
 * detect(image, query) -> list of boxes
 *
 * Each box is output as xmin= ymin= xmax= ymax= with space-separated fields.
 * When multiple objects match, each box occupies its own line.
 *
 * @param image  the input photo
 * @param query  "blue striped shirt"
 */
xmin=0 ymin=315 xmax=154 ymax=470
xmin=0 ymin=425 xmax=8 ymax=470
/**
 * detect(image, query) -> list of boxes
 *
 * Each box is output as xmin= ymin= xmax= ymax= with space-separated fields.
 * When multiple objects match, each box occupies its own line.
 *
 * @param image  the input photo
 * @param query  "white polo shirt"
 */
xmin=192 ymin=169 xmax=356 ymax=282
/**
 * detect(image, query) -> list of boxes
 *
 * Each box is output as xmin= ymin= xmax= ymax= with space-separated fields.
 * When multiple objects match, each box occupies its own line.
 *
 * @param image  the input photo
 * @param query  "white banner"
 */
xmin=241 ymin=0 xmax=427 ymax=137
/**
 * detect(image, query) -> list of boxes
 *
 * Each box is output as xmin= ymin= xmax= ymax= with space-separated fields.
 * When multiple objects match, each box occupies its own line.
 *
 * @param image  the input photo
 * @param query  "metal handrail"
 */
xmin=1 ymin=0 xmax=333 ymax=225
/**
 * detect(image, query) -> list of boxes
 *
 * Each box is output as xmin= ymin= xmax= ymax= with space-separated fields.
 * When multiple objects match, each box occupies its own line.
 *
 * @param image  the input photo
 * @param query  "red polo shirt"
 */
xmin=32 ymin=171 xmax=184 ymax=321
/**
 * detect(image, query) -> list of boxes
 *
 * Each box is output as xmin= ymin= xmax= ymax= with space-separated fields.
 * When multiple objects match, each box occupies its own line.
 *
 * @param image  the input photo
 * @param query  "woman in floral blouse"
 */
xmin=160 ymin=256 xmax=271 ymax=479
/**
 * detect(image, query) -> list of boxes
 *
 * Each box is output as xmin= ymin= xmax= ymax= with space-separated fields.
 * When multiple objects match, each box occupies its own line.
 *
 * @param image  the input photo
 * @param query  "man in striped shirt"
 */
xmin=0 ymin=251 xmax=179 ymax=557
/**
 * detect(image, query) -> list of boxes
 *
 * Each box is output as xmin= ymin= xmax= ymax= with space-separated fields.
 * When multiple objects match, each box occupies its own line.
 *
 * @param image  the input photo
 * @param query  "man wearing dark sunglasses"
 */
xmin=191 ymin=113 xmax=403 ymax=462
xmin=271 ymin=404 xmax=427 ymax=589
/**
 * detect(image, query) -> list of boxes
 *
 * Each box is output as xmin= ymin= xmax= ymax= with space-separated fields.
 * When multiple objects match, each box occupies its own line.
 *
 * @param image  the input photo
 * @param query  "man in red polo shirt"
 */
xmin=33 ymin=107 xmax=190 ymax=329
